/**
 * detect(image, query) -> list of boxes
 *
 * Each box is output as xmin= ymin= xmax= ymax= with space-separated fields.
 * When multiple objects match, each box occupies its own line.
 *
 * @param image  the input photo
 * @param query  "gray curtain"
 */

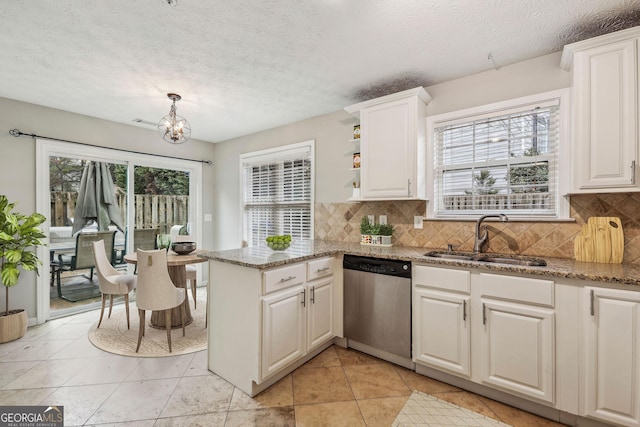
xmin=71 ymin=161 xmax=125 ymax=235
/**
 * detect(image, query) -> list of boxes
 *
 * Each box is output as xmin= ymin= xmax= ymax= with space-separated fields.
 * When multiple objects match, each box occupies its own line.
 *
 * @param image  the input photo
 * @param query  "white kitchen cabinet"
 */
xmin=582 ymin=286 xmax=640 ymax=427
xmin=413 ymin=265 xmax=555 ymax=404
xmin=561 ymin=27 xmax=640 ymax=192
xmin=261 ymin=257 xmax=335 ymax=381
xmin=413 ymin=265 xmax=471 ymax=377
xmin=415 ymin=288 xmax=471 ymax=377
xmin=307 ymin=277 xmax=333 ymax=350
xmin=479 ymin=299 xmax=555 ymax=403
xmin=345 ymin=87 xmax=431 ymax=200
xmin=478 ymin=273 xmax=555 ymax=403
xmin=208 ymin=255 xmax=341 ymax=396
xmin=261 ymin=284 xmax=306 ymax=379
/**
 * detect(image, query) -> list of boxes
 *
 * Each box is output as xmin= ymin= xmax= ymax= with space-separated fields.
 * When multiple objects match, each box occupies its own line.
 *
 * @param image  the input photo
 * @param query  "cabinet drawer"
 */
xmin=263 ymin=263 xmax=306 ymax=295
xmin=414 ymin=265 xmax=470 ymax=293
xmin=479 ymin=273 xmax=554 ymax=307
xmin=307 ymin=257 xmax=334 ymax=281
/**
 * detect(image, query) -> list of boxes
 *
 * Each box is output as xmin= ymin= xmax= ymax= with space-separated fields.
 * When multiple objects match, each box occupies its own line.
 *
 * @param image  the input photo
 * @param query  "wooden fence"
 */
xmin=442 ymin=193 xmax=551 ymax=211
xmin=50 ymin=191 xmax=189 ymax=233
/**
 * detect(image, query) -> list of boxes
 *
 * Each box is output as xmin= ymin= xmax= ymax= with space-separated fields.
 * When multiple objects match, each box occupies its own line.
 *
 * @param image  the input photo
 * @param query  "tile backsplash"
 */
xmin=314 ymin=193 xmax=640 ymax=264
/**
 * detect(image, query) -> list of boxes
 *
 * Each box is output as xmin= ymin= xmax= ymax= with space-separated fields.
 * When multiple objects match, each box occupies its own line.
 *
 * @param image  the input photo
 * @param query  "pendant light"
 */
xmin=158 ymin=93 xmax=191 ymax=144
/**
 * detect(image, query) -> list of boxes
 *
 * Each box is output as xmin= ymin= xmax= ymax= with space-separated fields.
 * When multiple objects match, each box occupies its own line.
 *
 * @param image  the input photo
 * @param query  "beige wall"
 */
xmin=212 ymin=51 xmax=571 ymax=250
xmin=0 ymin=97 xmax=215 ymax=319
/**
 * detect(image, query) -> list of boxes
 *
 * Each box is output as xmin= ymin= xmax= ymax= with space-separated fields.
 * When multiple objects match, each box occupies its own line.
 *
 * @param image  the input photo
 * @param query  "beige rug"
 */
xmin=393 ymin=391 xmax=511 ymax=426
xmin=88 ymin=297 xmax=207 ymax=357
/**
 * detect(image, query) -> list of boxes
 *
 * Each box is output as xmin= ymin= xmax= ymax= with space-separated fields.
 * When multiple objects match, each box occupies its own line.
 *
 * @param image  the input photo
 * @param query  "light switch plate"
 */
xmin=379 ymin=215 xmax=387 ymax=225
xmin=414 ymin=216 xmax=423 ymax=229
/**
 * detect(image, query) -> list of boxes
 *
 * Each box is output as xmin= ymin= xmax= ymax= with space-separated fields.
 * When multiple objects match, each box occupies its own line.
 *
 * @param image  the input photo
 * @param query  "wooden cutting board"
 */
xmin=574 ymin=217 xmax=624 ymax=263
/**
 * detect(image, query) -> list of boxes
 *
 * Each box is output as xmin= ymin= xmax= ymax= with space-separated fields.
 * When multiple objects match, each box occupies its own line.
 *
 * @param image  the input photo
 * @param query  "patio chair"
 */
xmin=92 ymin=240 xmax=137 ymax=329
xmin=56 ymin=230 xmax=117 ymax=302
xmin=134 ymin=228 xmax=158 ymax=250
xmin=135 ymin=249 xmax=185 ymax=353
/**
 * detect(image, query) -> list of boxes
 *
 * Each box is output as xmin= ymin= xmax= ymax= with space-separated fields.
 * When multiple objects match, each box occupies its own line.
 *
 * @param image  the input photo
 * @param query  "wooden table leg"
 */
xmin=150 ymin=265 xmax=194 ymax=329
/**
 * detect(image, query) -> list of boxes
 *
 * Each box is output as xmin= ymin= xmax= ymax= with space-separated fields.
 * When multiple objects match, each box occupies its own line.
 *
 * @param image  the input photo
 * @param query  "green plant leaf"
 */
xmin=1 ymin=265 xmax=19 ymax=287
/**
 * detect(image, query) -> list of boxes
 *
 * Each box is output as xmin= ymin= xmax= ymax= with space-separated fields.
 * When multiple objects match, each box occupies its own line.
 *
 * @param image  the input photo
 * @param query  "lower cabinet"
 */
xmin=414 ymin=266 xmax=471 ymax=377
xmin=479 ymin=298 xmax=555 ymax=403
xmin=413 ymin=265 xmax=555 ymax=404
xmin=583 ymin=286 xmax=640 ymax=427
xmin=260 ymin=258 xmax=335 ymax=382
xmin=261 ymin=284 xmax=306 ymax=379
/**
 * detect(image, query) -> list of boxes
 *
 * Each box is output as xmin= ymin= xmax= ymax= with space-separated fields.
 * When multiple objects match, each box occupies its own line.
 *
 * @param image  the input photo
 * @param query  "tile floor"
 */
xmin=0 ymin=291 xmax=567 ymax=426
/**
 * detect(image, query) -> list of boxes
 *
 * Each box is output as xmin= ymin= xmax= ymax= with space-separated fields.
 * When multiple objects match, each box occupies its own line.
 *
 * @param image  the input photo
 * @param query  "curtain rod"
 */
xmin=9 ymin=129 xmax=213 ymax=165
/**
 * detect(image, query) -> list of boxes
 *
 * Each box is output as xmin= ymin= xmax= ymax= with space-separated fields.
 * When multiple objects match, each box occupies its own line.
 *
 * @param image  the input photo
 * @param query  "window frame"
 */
xmin=239 ymin=140 xmax=315 ymax=247
xmin=426 ymin=89 xmax=571 ymax=220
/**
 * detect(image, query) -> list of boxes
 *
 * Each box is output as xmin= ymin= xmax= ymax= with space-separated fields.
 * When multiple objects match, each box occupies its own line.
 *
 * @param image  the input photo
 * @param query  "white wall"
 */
xmin=0 ymin=97 xmax=215 ymax=319
xmin=211 ymin=51 xmax=571 ymax=250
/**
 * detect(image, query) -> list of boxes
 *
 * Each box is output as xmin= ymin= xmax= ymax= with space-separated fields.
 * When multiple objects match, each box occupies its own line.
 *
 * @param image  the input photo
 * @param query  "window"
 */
xmin=427 ymin=90 xmax=569 ymax=219
xmin=241 ymin=141 xmax=314 ymax=247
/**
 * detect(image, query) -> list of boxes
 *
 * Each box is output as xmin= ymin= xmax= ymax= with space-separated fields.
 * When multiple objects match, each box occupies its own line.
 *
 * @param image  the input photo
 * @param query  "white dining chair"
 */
xmin=135 ymin=249 xmax=185 ymax=353
xmin=92 ymin=240 xmax=137 ymax=329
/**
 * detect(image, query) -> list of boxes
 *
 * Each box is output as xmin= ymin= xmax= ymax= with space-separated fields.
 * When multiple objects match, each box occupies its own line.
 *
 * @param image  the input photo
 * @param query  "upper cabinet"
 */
xmin=345 ymin=87 xmax=431 ymax=200
xmin=561 ymin=27 xmax=640 ymax=193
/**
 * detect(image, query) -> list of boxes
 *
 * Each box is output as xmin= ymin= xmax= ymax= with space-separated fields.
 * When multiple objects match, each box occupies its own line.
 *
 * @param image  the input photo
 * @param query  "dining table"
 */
xmin=123 ymin=249 xmax=207 ymax=329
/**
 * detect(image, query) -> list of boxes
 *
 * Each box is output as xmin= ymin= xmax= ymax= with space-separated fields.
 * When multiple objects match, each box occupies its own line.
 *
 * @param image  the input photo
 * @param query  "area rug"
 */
xmin=88 ymin=297 xmax=207 ymax=357
xmin=392 ymin=391 xmax=511 ymax=426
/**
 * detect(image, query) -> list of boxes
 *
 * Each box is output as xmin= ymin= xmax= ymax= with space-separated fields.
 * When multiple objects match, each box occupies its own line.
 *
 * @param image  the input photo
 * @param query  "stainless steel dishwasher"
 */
xmin=343 ymin=255 xmax=413 ymax=368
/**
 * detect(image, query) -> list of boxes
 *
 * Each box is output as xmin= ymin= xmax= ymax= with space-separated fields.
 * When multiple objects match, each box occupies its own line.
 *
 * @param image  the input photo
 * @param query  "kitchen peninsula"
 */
xmin=200 ymin=240 xmax=640 ymax=426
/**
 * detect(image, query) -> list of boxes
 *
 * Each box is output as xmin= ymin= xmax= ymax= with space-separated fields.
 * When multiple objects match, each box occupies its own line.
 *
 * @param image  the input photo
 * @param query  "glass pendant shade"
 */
xmin=158 ymin=93 xmax=191 ymax=144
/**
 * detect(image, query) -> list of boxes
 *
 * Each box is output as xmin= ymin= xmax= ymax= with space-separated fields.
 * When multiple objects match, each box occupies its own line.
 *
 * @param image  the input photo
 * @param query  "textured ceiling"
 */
xmin=1 ymin=0 xmax=640 ymax=143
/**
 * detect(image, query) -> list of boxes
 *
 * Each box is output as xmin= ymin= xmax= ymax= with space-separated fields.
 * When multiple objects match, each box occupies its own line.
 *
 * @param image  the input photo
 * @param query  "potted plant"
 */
xmin=0 ymin=195 xmax=46 ymax=343
xmin=379 ymin=224 xmax=393 ymax=245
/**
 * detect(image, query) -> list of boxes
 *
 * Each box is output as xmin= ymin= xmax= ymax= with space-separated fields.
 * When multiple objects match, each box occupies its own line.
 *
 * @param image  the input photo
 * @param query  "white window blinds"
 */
xmin=433 ymin=98 xmax=561 ymax=217
xmin=241 ymin=142 xmax=313 ymax=247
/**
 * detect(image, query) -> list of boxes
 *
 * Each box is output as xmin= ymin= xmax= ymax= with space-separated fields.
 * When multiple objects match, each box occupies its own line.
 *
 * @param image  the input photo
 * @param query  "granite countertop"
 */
xmin=198 ymin=240 xmax=640 ymax=287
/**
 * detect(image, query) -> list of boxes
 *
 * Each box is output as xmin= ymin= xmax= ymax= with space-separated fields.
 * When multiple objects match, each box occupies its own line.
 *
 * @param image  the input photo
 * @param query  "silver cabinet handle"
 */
xmin=590 ymin=289 xmax=595 ymax=316
xmin=407 ymin=179 xmax=411 ymax=197
xmin=632 ymin=161 xmax=636 ymax=184
xmin=310 ymin=286 xmax=315 ymax=304
xmin=301 ymin=289 xmax=306 ymax=307
xmin=482 ymin=303 xmax=487 ymax=325
xmin=316 ymin=267 xmax=330 ymax=272
xmin=279 ymin=275 xmax=296 ymax=283
xmin=463 ymin=300 xmax=467 ymax=321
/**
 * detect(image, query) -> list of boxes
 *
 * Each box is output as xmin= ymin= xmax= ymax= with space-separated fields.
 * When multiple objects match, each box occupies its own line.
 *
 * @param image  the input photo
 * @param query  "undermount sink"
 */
xmin=423 ymin=251 xmax=547 ymax=267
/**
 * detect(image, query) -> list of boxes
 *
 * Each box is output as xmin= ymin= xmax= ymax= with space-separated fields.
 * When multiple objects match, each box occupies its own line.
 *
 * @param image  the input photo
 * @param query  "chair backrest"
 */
xmin=92 ymin=240 xmax=120 ymax=289
xmin=135 ymin=249 xmax=183 ymax=311
xmin=134 ymin=228 xmax=158 ymax=250
xmin=74 ymin=230 xmax=117 ymax=269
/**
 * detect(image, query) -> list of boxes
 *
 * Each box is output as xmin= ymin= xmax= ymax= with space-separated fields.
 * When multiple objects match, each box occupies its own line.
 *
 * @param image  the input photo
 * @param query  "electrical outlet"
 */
xmin=379 ymin=215 xmax=387 ymax=225
xmin=414 ymin=216 xmax=423 ymax=229
xmin=368 ymin=214 xmax=375 ymax=224
xmin=204 ymin=213 xmax=212 ymax=222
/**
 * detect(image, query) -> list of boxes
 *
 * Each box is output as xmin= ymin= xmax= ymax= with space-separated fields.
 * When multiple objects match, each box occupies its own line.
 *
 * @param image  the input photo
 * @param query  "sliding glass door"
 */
xmin=36 ymin=140 xmax=202 ymax=323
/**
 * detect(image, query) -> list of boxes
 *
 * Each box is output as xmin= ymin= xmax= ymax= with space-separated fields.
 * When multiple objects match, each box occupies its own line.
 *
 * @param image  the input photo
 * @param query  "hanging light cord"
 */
xmin=9 ymin=129 xmax=212 ymax=165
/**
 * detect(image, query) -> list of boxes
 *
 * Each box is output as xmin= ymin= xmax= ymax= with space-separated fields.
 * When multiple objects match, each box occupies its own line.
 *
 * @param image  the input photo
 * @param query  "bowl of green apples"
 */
xmin=265 ymin=235 xmax=292 ymax=251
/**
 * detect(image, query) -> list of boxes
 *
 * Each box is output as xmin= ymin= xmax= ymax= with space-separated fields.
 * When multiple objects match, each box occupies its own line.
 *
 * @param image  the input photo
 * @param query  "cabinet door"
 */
xmin=361 ymin=97 xmax=416 ymax=198
xmin=480 ymin=299 xmax=555 ymax=403
xmin=414 ymin=288 xmax=470 ymax=377
xmin=307 ymin=278 xmax=333 ymax=350
xmin=573 ymin=39 xmax=638 ymax=189
xmin=583 ymin=287 xmax=640 ymax=426
xmin=261 ymin=285 xmax=306 ymax=380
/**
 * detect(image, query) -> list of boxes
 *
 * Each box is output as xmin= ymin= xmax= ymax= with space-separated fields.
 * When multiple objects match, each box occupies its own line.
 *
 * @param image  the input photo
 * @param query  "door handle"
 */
xmin=463 ymin=300 xmax=467 ymax=321
xmin=301 ymin=289 xmax=306 ymax=307
xmin=310 ymin=286 xmax=315 ymax=304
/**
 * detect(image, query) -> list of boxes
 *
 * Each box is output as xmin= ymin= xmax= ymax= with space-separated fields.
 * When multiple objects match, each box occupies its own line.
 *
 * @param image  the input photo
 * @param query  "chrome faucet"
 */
xmin=473 ymin=214 xmax=508 ymax=254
